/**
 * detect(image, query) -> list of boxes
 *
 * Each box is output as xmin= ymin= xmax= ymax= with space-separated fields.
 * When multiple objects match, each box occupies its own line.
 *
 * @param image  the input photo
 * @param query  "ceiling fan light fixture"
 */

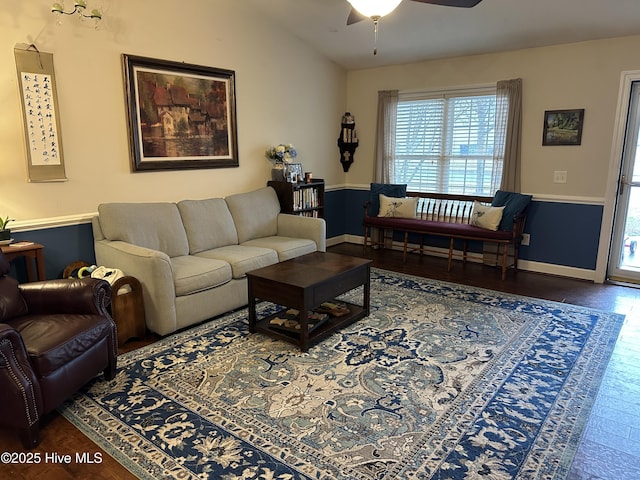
xmin=346 ymin=0 xmax=403 ymax=19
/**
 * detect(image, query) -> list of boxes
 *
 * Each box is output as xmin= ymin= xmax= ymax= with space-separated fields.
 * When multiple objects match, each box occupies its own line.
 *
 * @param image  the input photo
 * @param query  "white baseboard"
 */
xmin=515 ymin=260 xmax=596 ymax=281
xmin=327 ymin=234 xmax=358 ymax=247
xmin=328 ymin=235 xmax=598 ymax=282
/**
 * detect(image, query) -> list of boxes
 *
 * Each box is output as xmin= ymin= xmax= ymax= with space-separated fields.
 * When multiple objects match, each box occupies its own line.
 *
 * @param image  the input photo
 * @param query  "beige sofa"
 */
xmin=92 ymin=187 xmax=326 ymax=336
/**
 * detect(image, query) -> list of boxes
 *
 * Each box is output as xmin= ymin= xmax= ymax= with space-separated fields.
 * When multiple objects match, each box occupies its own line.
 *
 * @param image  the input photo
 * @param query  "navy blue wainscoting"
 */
xmin=10 ymin=223 xmax=96 ymax=281
xmin=323 ymin=188 xmax=347 ymax=239
xmin=324 ymin=188 xmax=370 ymax=239
xmin=518 ymin=201 xmax=603 ymax=270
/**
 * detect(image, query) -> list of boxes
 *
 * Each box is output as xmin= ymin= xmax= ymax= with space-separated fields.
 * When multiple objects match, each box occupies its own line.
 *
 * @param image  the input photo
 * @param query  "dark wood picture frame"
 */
xmin=123 ymin=54 xmax=239 ymax=172
xmin=542 ymin=109 xmax=584 ymax=146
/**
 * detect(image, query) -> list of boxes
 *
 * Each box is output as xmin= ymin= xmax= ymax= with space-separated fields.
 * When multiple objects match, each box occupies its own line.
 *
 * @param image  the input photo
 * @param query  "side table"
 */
xmin=1 ymin=241 xmax=45 ymax=281
xmin=111 ymin=276 xmax=147 ymax=346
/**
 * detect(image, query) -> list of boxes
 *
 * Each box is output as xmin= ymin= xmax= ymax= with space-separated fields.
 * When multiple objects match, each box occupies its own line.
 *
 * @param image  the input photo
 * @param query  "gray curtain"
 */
xmin=374 ymin=90 xmax=398 ymax=183
xmin=495 ymin=78 xmax=523 ymax=192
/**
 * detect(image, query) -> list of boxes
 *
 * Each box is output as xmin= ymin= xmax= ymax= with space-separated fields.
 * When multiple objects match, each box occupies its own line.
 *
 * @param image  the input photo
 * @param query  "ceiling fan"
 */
xmin=346 ymin=0 xmax=483 ymax=55
xmin=346 ymin=0 xmax=483 ymax=25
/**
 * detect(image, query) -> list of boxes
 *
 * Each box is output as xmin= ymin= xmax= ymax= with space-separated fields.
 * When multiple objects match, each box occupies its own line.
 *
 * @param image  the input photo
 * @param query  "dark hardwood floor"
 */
xmin=1 ymin=243 xmax=638 ymax=479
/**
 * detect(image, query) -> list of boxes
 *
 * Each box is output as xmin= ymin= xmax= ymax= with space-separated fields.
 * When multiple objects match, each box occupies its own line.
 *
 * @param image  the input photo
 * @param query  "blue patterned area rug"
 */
xmin=61 ymin=269 xmax=624 ymax=479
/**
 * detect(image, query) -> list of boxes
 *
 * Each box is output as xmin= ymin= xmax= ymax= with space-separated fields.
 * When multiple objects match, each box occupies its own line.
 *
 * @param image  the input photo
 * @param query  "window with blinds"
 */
xmin=394 ymin=88 xmax=499 ymax=195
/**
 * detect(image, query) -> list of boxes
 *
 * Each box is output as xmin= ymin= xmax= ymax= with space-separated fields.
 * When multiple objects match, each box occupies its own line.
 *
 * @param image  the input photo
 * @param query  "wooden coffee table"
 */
xmin=247 ymin=252 xmax=372 ymax=351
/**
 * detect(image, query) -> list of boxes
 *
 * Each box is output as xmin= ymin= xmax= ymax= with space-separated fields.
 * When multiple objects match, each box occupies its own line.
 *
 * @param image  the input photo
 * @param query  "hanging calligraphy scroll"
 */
xmin=14 ymin=45 xmax=67 ymax=182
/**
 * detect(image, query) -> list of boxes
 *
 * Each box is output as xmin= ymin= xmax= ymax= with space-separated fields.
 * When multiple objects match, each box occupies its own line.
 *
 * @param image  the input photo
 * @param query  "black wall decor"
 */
xmin=337 ymin=112 xmax=358 ymax=172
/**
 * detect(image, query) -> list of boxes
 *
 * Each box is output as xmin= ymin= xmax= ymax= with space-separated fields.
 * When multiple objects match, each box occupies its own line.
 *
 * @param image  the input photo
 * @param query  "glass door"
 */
xmin=608 ymin=81 xmax=640 ymax=284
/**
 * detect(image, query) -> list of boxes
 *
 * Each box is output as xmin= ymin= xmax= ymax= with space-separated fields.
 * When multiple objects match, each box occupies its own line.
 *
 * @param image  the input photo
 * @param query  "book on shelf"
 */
xmin=293 ymin=187 xmax=319 ymax=211
xmin=297 ymin=211 xmax=319 ymax=218
xmin=341 ymin=127 xmax=358 ymax=143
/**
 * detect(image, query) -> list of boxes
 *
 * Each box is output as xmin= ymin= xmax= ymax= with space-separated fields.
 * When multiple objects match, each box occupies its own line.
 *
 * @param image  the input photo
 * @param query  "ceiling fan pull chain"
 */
xmin=373 ymin=18 xmax=379 ymax=55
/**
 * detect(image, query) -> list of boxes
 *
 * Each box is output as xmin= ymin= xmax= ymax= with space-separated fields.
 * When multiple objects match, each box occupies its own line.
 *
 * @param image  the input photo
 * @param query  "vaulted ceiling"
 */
xmin=247 ymin=0 xmax=640 ymax=70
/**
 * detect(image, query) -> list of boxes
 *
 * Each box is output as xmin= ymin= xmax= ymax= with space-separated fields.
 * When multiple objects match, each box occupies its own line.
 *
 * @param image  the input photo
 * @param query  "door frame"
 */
xmin=595 ymin=70 xmax=640 ymax=283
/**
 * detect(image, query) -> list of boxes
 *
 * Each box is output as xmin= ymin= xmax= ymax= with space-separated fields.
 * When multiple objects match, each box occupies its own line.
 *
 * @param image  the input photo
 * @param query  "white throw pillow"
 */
xmin=470 ymin=201 xmax=505 ymax=231
xmin=378 ymin=194 xmax=418 ymax=218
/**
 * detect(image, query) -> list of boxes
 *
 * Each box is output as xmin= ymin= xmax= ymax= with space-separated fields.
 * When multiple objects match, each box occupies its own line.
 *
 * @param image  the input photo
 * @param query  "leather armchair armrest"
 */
xmin=0 ymin=323 xmax=43 ymax=430
xmin=18 ymin=278 xmax=112 ymax=316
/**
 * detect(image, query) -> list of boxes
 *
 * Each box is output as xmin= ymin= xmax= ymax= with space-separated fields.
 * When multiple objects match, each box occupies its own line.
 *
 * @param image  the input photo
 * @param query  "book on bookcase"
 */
xmin=267 ymin=179 xmax=324 ymax=218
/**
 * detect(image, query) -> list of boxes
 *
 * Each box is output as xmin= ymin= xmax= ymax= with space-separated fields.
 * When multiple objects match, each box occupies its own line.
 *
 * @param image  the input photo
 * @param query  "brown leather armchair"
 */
xmin=0 ymin=251 xmax=117 ymax=449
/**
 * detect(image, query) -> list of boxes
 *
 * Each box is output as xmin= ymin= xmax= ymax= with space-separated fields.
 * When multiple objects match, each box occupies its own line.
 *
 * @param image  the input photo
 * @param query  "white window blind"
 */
xmin=394 ymin=87 xmax=499 ymax=195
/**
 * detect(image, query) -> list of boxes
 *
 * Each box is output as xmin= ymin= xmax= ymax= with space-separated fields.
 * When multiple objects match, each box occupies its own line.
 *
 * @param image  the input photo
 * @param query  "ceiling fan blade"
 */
xmin=347 ymin=8 xmax=367 ymax=25
xmin=410 ymin=0 xmax=483 ymax=7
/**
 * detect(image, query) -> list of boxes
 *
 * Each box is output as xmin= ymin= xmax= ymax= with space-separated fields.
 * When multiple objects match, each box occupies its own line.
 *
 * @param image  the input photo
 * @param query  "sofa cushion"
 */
xmin=242 ymin=236 xmax=317 ymax=261
xmin=178 ymin=198 xmax=239 ymax=254
xmin=195 ymin=245 xmax=278 ymax=278
xmin=98 ymin=203 xmax=189 ymax=258
xmin=170 ymin=255 xmax=232 ymax=296
xmin=225 ymin=187 xmax=280 ymax=243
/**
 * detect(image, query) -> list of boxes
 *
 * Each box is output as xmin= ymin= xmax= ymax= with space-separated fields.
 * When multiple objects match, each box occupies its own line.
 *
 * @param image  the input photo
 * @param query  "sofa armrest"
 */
xmin=0 ymin=324 xmax=43 ymax=431
xmin=94 ymin=240 xmax=173 ymax=287
xmin=94 ymin=240 xmax=177 ymax=335
xmin=19 ymin=278 xmax=111 ymax=316
xmin=277 ymin=214 xmax=326 ymax=252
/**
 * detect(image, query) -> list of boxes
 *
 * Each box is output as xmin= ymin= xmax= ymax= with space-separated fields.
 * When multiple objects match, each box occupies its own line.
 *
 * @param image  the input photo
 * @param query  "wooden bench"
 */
xmin=363 ymin=192 xmax=529 ymax=280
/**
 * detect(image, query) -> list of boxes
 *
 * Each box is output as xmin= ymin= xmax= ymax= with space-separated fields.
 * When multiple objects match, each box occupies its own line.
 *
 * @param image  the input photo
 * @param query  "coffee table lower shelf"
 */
xmin=253 ymin=300 xmax=366 ymax=350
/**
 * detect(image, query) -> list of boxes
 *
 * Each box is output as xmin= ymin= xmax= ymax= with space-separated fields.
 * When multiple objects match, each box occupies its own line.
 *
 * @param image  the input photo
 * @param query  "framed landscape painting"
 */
xmin=123 ymin=54 xmax=239 ymax=171
xmin=542 ymin=109 xmax=584 ymax=146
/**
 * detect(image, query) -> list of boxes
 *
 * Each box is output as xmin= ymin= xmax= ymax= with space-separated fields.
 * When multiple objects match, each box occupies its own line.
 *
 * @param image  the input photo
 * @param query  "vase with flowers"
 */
xmin=265 ymin=144 xmax=297 ymax=181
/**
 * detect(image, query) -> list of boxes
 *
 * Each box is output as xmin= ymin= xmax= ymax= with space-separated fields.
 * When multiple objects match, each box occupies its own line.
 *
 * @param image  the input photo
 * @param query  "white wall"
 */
xmin=0 ymin=0 xmax=347 ymax=228
xmin=345 ymin=35 xmax=640 ymax=201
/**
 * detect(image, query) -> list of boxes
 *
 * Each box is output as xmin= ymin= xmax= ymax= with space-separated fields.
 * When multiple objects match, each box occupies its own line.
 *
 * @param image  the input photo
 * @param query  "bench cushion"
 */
xmin=368 ymin=183 xmax=407 ymax=217
xmin=378 ymin=194 xmax=418 ymax=218
xmin=365 ymin=216 xmax=513 ymax=241
xmin=492 ymin=190 xmax=532 ymax=231
xmin=470 ymin=201 xmax=505 ymax=231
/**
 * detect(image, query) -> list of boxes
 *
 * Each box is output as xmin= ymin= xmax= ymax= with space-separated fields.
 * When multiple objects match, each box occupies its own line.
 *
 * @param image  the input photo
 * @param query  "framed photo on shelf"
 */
xmin=285 ymin=163 xmax=303 ymax=182
xmin=542 ymin=109 xmax=584 ymax=146
xmin=123 ymin=54 xmax=239 ymax=172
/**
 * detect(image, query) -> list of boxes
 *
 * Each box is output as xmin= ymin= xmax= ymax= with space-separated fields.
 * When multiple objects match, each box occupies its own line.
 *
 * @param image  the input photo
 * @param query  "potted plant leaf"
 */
xmin=0 ymin=216 xmax=14 ymax=242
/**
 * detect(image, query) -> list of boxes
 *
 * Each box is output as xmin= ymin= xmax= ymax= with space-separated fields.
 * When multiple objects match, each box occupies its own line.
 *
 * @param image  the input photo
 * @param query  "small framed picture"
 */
xmin=542 ymin=109 xmax=584 ymax=146
xmin=285 ymin=163 xmax=303 ymax=182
